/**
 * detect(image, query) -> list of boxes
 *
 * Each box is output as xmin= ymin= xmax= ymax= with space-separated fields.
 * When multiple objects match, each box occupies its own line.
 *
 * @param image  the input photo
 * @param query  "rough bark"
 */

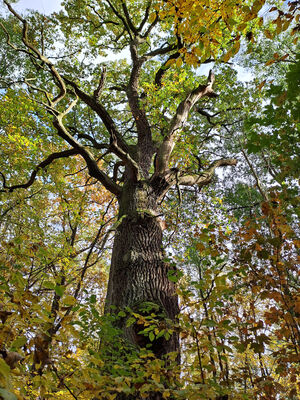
xmin=105 ymin=180 xmax=179 ymax=358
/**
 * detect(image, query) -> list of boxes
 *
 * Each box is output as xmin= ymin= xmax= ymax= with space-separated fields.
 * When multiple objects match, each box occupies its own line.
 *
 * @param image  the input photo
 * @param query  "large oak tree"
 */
xmin=0 ymin=0 xmax=298 ymax=399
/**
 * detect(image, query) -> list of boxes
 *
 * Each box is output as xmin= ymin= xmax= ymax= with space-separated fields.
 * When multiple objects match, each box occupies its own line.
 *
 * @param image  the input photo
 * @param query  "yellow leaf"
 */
xmin=62 ymin=295 xmax=76 ymax=306
xmin=223 ymin=50 xmax=232 ymax=63
xmin=151 ymin=373 xmax=161 ymax=383
xmin=258 ymin=79 xmax=266 ymax=91
xmin=293 ymin=239 xmax=300 ymax=249
xmin=185 ymin=52 xmax=199 ymax=67
xmin=238 ymin=23 xmax=247 ymax=32
xmin=276 ymin=23 xmax=282 ymax=35
xmin=261 ymin=201 xmax=271 ymax=215
xmin=176 ymin=57 xmax=183 ymax=68
xmin=264 ymin=29 xmax=273 ymax=39
xmin=232 ymin=40 xmax=241 ymax=55
xmin=280 ymin=54 xmax=289 ymax=61
xmin=149 ymin=12 xmax=156 ymax=24
xmin=265 ymin=59 xmax=275 ymax=66
xmin=244 ymin=12 xmax=256 ymax=22
xmin=165 ymin=59 xmax=176 ymax=68
xmin=196 ymin=242 xmax=205 ymax=252
xmin=282 ymin=20 xmax=290 ymax=31
xmin=252 ymin=0 xmax=264 ymax=13
xmin=192 ymin=47 xmax=200 ymax=58
xmin=0 ymin=358 xmax=10 ymax=379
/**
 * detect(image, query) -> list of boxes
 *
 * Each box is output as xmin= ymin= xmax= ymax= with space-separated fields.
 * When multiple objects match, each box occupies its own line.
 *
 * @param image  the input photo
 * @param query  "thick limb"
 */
xmin=179 ymin=158 xmax=237 ymax=186
xmin=155 ymin=70 xmax=218 ymax=176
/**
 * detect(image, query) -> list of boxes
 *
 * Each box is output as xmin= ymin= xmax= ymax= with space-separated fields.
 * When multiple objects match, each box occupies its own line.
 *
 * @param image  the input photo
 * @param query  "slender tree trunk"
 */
xmin=105 ymin=180 xmax=179 ymax=358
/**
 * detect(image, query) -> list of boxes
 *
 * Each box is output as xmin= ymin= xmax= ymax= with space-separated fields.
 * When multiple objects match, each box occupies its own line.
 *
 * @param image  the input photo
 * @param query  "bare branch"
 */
xmin=197 ymin=106 xmax=243 ymax=126
xmin=179 ymin=158 xmax=237 ymax=186
xmin=87 ymin=3 xmax=119 ymax=26
xmin=0 ymin=21 xmax=34 ymax=57
xmin=25 ymin=78 xmax=53 ymax=106
xmin=70 ymin=131 xmax=108 ymax=150
xmin=113 ymin=161 xmax=125 ymax=182
xmin=0 ymin=189 xmax=43 ymax=221
xmin=0 ymin=149 xmax=78 ymax=192
xmin=141 ymin=10 xmax=160 ymax=38
xmin=3 ymin=1 xmax=66 ymax=105
xmin=53 ymin=116 xmax=122 ymax=196
xmin=2 ymin=2 xmax=134 ymax=191
xmin=62 ymin=76 xmax=139 ymax=178
xmin=121 ymin=1 xmax=138 ymax=34
xmin=197 ymin=108 xmax=214 ymax=124
xmin=240 ymin=147 xmax=268 ymax=201
xmin=63 ymin=78 xmax=124 ymax=149
xmin=105 ymin=0 xmax=133 ymax=39
xmin=145 ymin=43 xmax=178 ymax=60
xmin=93 ymin=67 xmax=107 ymax=101
xmin=154 ymin=50 xmax=181 ymax=88
xmin=151 ymin=158 xmax=236 ymax=200
xmin=138 ymin=1 xmax=152 ymax=33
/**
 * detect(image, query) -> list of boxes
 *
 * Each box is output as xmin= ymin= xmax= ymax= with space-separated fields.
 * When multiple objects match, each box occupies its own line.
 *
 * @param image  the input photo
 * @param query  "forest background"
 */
xmin=0 ymin=0 xmax=299 ymax=399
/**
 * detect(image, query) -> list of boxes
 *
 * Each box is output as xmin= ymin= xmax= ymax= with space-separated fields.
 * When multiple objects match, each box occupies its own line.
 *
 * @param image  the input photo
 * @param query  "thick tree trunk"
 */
xmin=105 ymin=181 xmax=179 ymax=357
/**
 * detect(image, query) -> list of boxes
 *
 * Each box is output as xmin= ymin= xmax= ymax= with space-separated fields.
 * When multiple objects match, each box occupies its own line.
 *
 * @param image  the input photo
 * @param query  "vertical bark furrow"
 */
xmin=105 ymin=182 xmax=179 ymax=358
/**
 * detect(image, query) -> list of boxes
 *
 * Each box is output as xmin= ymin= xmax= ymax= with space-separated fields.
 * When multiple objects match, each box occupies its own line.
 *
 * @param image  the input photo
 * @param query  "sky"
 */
xmin=6 ymin=0 xmax=253 ymax=82
xmin=13 ymin=0 xmax=61 ymax=15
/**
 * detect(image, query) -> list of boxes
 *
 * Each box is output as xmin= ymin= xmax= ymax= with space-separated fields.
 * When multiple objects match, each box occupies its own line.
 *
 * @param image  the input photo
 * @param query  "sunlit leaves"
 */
xmin=0 ymin=0 xmax=299 ymax=399
xmin=157 ymin=0 xmax=265 ymax=65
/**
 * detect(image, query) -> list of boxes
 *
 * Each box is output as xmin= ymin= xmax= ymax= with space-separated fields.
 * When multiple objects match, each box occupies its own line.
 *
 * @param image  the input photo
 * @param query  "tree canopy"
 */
xmin=0 ymin=0 xmax=299 ymax=399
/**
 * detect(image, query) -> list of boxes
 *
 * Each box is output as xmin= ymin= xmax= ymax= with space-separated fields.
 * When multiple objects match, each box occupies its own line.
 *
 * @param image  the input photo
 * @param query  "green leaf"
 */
xmin=62 ymin=295 xmax=76 ymax=306
xmin=0 ymin=389 xmax=18 ymax=400
xmin=10 ymin=336 xmax=27 ymax=349
xmin=0 ymin=359 xmax=10 ymax=379
xmin=43 ymin=280 xmax=55 ymax=290
xmin=126 ymin=317 xmax=136 ymax=327
xmin=117 ymin=311 xmax=126 ymax=318
xmin=203 ymin=319 xmax=217 ymax=327
xmin=54 ymin=285 xmax=65 ymax=297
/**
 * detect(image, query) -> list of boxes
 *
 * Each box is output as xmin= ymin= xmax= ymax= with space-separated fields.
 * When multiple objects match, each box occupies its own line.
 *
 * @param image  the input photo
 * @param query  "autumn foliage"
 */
xmin=0 ymin=0 xmax=299 ymax=399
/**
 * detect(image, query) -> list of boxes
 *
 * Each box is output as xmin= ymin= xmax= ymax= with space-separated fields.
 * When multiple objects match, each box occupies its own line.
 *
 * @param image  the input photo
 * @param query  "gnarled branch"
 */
xmin=0 ymin=149 xmax=78 ymax=193
xmin=93 ymin=67 xmax=107 ymax=101
xmin=105 ymin=0 xmax=133 ymax=40
xmin=179 ymin=158 xmax=237 ymax=186
xmin=53 ymin=116 xmax=122 ymax=196
xmin=3 ymin=0 xmax=67 ymax=106
xmin=152 ymin=158 xmax=236 ymax=200
xmin=63 ymin=76 xmax=139 ymax=179
xmin=155 ymin=70 xmax=218 ymax=176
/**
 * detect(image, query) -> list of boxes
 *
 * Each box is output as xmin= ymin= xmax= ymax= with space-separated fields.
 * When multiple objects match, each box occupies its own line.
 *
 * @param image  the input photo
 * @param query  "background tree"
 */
xmin=0 ymin=0 xmax=299 ymax=399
